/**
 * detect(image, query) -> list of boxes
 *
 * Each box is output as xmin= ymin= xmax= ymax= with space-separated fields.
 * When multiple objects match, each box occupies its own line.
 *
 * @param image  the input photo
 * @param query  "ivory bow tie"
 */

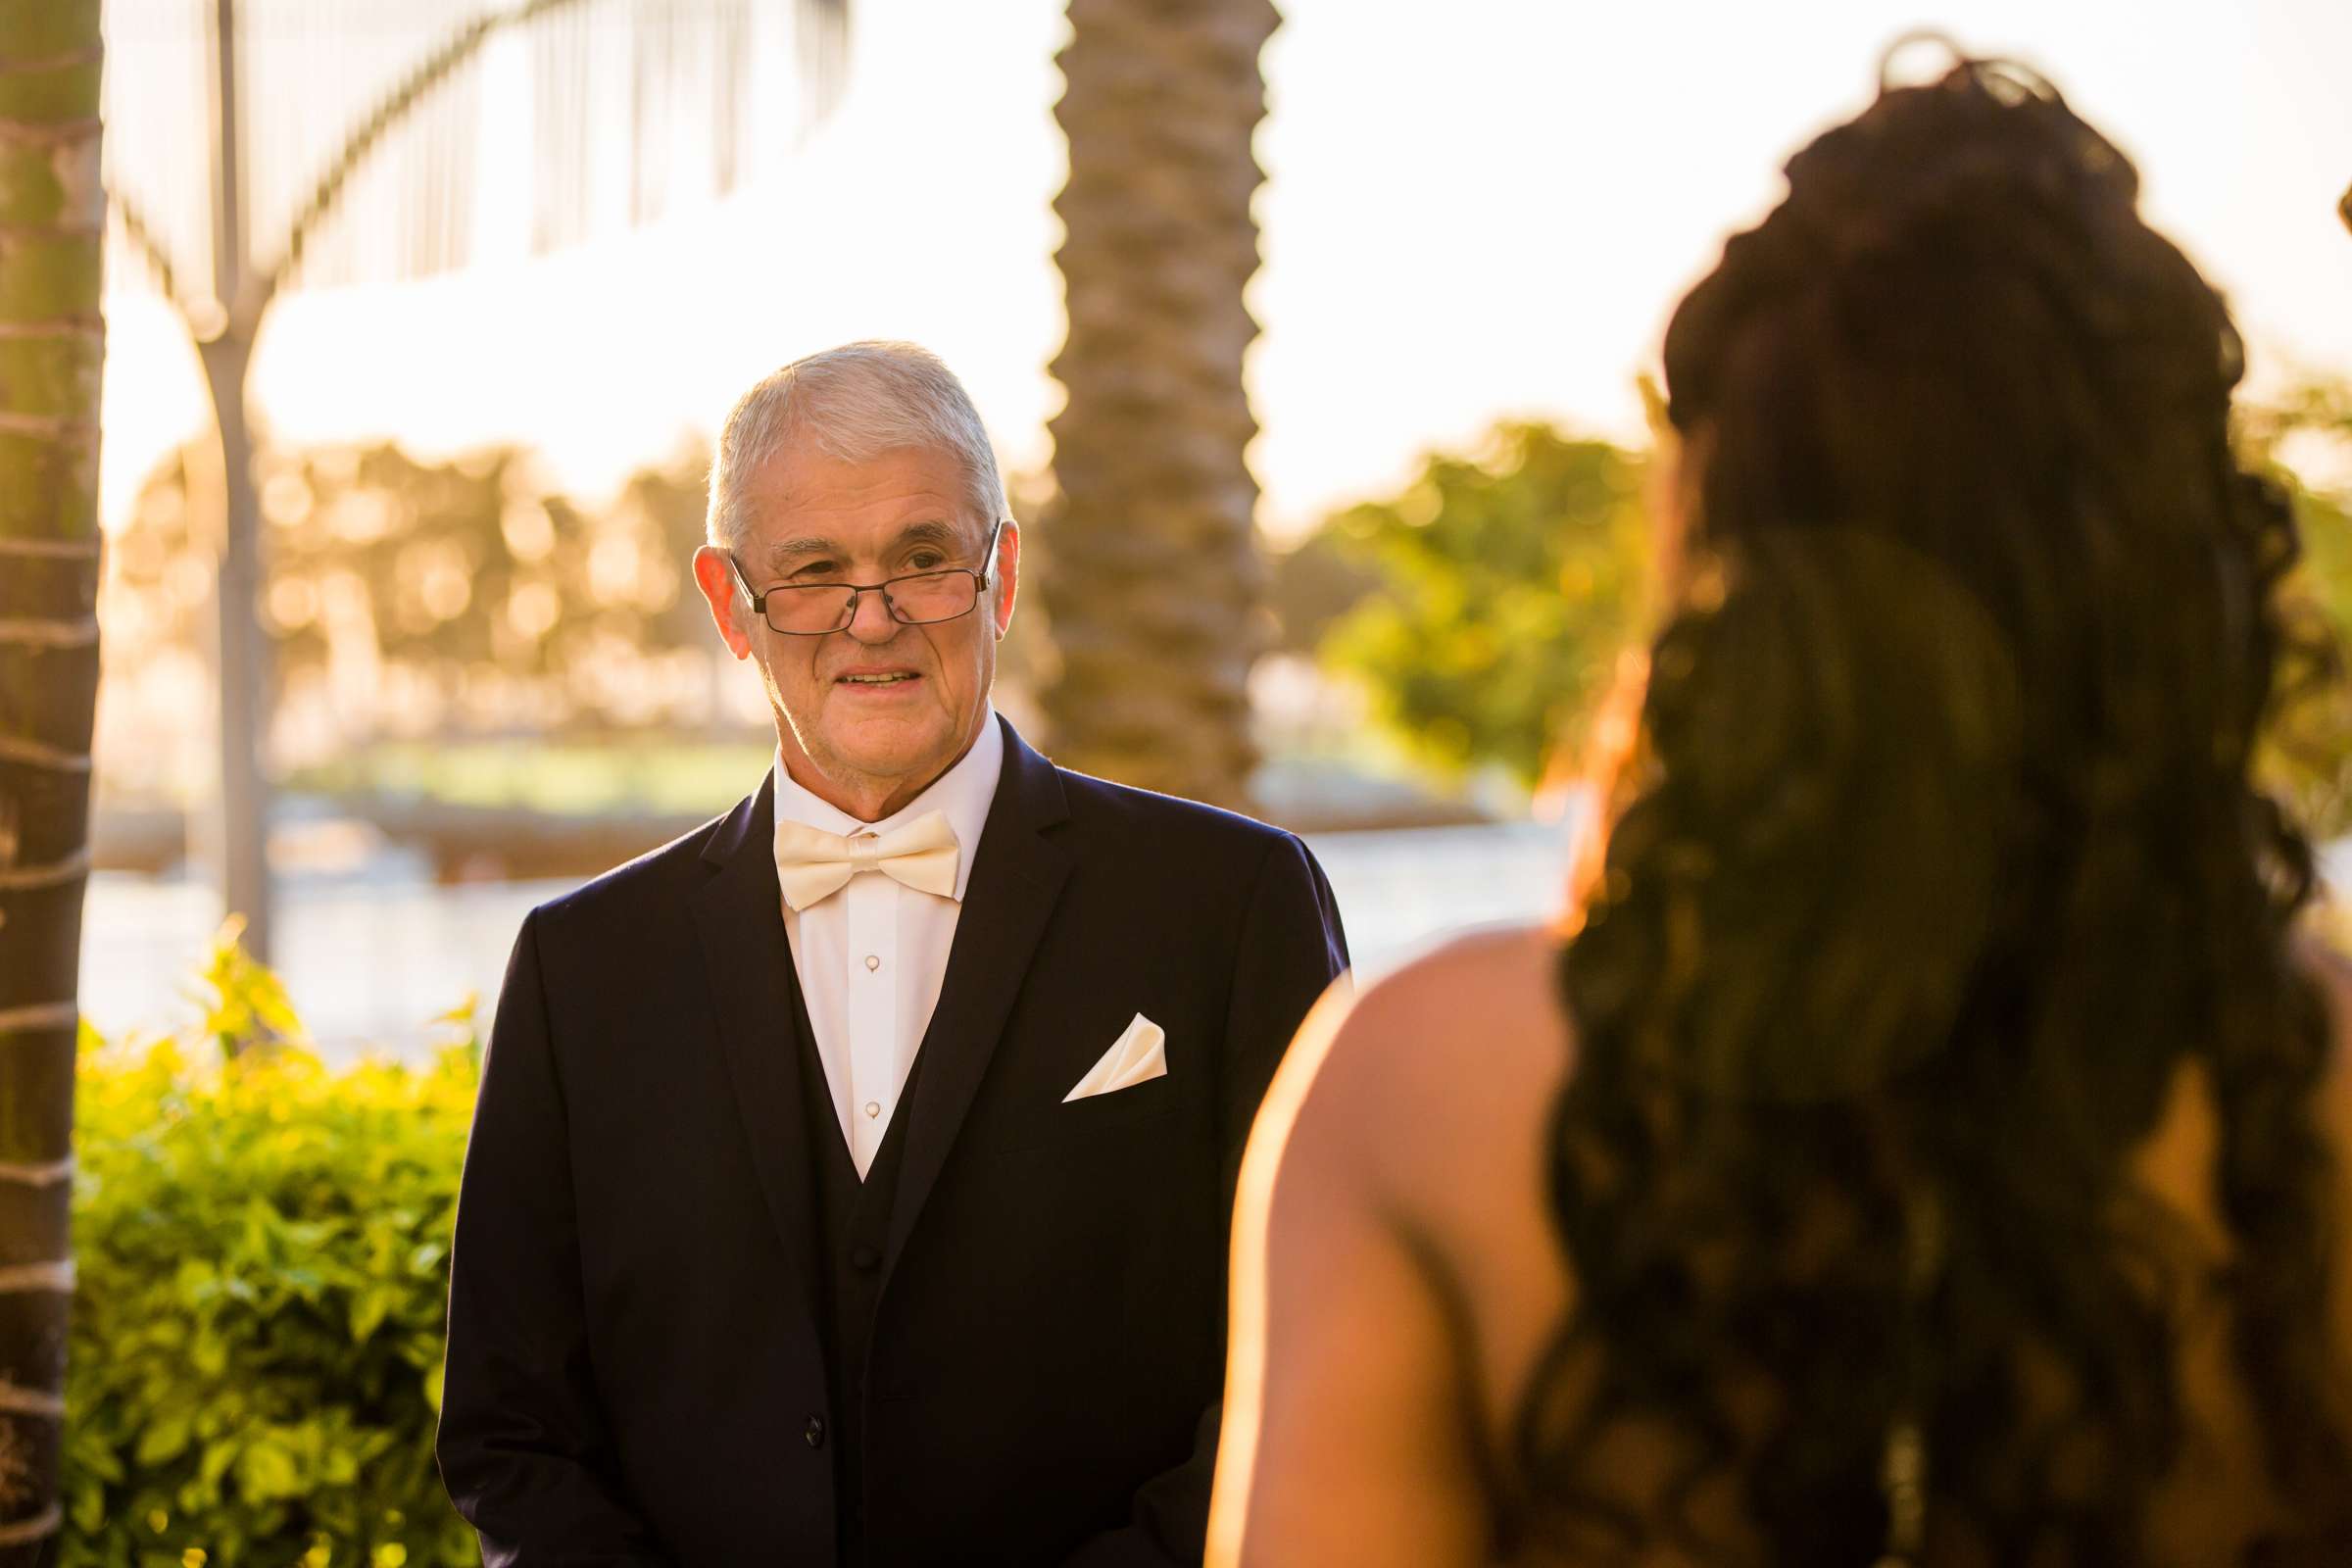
xmin=772 ymin=809 xmax=960 ymax=911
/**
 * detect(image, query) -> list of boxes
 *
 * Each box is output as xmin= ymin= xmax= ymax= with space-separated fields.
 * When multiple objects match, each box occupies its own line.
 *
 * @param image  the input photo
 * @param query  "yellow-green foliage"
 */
xmin=2241 ymin=377 xmax=2352 ymax=836
xmin=64 ymin=929 xmax=477 ymax=1566
xmin=1313 ymin=420 xmax=1652 ymax=784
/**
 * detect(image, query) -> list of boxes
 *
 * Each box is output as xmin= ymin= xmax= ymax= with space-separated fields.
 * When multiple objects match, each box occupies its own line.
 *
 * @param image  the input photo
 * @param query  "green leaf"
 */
xmin=70 ymin=951 xmax=483 ymax=1561
xmin=350 ymin=1288 xmax=390 ymax=1345
xmin=172 ymin=1258 xmax=217 ymax=1305
xmin=199 ymin=1434 xmax=239 ymax=1489
xmin=235 ymin=1437 xmax=301 ymax=1503
xmin=133 ymin=1410 xmax=192 ymax=1466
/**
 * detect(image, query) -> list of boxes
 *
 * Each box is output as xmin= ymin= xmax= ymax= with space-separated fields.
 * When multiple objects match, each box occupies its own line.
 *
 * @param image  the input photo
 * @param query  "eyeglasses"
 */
xmin=728 ymin=520 xmax=1005 ymax=637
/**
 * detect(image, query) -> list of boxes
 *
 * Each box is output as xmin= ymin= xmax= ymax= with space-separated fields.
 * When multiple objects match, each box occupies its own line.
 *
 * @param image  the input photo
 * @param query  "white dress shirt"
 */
xmin=771 ymin=711 xmax=1004 ymax=1178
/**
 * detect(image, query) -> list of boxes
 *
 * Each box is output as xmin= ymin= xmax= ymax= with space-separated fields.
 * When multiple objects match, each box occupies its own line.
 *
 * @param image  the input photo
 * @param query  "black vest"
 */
xmin=791 ymin=984 xmax=919 ymax=1568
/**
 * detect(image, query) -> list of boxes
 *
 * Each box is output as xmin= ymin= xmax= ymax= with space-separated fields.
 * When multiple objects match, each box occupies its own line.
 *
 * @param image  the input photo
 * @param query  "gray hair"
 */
xmin=705 ymin=340 xmax=1008 ymax=549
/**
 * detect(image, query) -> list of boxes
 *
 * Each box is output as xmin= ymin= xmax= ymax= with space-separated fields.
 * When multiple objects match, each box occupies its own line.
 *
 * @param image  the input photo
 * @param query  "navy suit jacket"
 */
xmin=437 ymin=719 xmax=1349 ymax=1564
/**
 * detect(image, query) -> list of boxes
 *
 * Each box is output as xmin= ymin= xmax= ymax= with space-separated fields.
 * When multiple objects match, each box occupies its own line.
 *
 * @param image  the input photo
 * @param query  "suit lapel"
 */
xmin=691 ymin=778 xmax=826 ymax=1304
xmin=883 ymin=720 xmax=1073 ymax=1275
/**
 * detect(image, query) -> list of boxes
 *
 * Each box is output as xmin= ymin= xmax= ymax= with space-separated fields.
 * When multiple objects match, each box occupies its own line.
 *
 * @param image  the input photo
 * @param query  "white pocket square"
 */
xmin=1062 ymin=1013 xmax=1167 ymax=1102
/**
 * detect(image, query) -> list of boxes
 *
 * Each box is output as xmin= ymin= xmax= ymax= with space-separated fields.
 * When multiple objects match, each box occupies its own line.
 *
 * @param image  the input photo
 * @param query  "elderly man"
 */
xmin=437 ymin=341 xmax=1349 ymax=1565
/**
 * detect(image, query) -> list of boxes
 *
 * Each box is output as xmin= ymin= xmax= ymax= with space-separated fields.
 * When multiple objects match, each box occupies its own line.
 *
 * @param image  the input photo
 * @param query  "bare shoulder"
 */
xmin=1265 ymin=923 xmax=1573 ymax=1209
xmin=1220 ymin=925 xmax=1570 ymax=1568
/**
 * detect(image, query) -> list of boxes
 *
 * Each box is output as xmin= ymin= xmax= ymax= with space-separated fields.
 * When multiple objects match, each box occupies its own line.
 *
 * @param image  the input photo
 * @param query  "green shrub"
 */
xmin=1307 ymin=419 xmax=1653 ymax=785
xmin=65 ymin=926 xmax=479 ymax=1566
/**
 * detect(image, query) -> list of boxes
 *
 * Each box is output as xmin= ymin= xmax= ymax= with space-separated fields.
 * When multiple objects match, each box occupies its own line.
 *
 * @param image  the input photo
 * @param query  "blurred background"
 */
xmin=77 ymin=0 xmax=2352 ymax=1056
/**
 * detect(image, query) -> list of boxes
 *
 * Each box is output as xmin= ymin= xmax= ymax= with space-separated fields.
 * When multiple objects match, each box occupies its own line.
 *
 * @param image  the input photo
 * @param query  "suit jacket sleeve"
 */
xmin=1060 ymin=833 xmax=1350 ymax=1568
xmin=437 ymin=909 xmax=671 ymax=1566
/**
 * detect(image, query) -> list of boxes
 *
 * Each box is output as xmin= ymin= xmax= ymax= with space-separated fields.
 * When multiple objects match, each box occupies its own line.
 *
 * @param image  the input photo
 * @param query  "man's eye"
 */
xmin=906 ymin=553 xmax=946 ymax=571
xmin=787 ymin=563 xmax=837 ymax=581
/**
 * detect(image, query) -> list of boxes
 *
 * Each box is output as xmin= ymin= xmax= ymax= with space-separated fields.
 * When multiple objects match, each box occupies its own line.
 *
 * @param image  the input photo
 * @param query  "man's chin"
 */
xmin=811 ymin=722 xmax=959 ymax=788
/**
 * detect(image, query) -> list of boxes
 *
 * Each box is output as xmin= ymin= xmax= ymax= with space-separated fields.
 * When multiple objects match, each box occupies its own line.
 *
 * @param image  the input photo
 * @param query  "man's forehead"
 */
xmin=751 ymin=439 xmax=962 ymax=503
xmin=747 ymin=444 xmax=974 ymax=522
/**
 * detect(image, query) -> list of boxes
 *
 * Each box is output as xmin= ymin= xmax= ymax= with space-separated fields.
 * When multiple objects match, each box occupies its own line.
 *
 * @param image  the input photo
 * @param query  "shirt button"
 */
xmin=864 ymin=1102 xmax=881 ymax=1118
xmin=805 ymin=1414 xmax=827 ymax=1448
xmin=864 ymin=955 xmax=881 ymax=971
xmin=850 ymin=1245 xmax=881 ymax=1272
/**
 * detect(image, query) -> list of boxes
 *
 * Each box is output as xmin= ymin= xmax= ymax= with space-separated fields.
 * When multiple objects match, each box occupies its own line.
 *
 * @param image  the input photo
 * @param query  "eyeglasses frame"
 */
xmin=726 ymin=517 xmax=1007 ymax=637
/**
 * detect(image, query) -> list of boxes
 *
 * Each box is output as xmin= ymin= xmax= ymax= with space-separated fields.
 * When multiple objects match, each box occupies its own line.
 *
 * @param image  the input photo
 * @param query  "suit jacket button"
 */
xmin=850 ymin=1245 xmax=881 ymax=1272
xmin=806 ymin=1415 xmax=827 ymax=1448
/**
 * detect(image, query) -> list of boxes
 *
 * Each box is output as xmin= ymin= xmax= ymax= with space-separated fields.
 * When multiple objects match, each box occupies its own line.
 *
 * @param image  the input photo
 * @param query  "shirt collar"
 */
xmin=770 ymin=708 xmax=1004 ymax=903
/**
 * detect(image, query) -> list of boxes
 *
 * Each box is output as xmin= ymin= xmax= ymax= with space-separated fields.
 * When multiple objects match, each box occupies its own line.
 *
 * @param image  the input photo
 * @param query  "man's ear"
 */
xmin=991 ymin=519 xmax=1021 ymax=639
xmin=693 ymin=546 xmax=756 ymax=660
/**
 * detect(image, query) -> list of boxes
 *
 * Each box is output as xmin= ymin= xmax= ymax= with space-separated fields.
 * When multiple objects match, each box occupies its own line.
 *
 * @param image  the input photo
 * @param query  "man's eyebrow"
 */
xmin=759 ymin=519 xmax=968 ymax=572
xmin=890 ymin=519 xmax=965 ymax=552
xmin=759 ymin=536 xmax=843 ymax=570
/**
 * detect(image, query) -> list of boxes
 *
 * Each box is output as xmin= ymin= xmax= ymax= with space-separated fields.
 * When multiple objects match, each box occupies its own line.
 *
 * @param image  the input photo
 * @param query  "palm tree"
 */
xmin=0 ymin=3 xmax=854 ymax=1549
xmin=104 ymin=0 xmax=848 ymax=959
xmin=0 ymin=3 xmax=104 ymax=1554
xmin=1040 ymin=0 xmax=1279 ymax=809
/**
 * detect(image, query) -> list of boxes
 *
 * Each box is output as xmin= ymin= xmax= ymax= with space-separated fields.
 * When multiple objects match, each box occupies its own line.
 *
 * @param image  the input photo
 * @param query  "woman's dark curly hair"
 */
xmin=1516 ymin=50 xmax=2352 ymax=1566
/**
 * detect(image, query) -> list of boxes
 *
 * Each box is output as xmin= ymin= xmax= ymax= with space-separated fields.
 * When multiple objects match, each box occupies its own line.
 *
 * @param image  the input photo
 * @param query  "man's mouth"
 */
xmin=838 ymin=672 xmax=919 ymax=686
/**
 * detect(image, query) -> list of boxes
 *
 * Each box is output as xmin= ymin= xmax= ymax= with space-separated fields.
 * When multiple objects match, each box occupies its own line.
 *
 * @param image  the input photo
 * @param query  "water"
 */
xmin=77 ymin=820 xmax=1576 ymax=1061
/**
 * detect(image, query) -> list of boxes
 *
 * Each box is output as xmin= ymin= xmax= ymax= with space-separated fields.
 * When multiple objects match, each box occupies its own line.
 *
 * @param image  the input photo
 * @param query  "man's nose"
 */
xmin=844 ymin=586 xmax=901 ymax=643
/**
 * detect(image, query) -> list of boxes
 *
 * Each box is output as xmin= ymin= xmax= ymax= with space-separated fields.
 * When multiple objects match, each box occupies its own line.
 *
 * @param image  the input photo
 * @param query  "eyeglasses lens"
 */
xmin=766 ymin=570 xmax=978 ymax=634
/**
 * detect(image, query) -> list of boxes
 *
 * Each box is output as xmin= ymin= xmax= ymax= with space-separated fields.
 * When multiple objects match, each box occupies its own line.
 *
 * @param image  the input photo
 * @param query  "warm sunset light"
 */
xmin=8 ymin=2 xmax=2352 ymax=1559
xmin=97 ymin=0 xmax=2352 ymax=536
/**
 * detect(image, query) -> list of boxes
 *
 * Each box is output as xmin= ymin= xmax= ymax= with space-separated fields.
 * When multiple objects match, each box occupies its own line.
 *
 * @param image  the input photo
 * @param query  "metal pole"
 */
xmin=212 ymin=0 xmax=243 ymax=298
xmin=202 ymin=333 xmax=270 ymax=962
xmin=205 ymin=0 xmax=271 ymax=959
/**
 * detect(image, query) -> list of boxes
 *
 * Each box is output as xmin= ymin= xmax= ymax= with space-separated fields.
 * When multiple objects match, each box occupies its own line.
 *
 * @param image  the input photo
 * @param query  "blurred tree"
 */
xmin=1300 ymin=395 xmax=2352 ymax=825
xmin=104 ymin=0 xmax=849 ymax=958
xmin=0 ymin=2 xmax=103 ymax=1554
xmin=101 ymin=440 xmax=728 ymax=765
xmin=1040 ymin=0 xmax=1277 ymax=808
xmin=1310 ymin=422 xmax=1652 ymax=786
xmin=1265 ymin=527 xmax=1386 ymax=658
xmin=2243 ymin=377 xmax=2352 ymax=836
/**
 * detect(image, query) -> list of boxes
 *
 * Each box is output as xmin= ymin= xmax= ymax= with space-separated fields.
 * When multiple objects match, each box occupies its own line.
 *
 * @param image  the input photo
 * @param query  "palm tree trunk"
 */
xmin=1041 ymin=0 xmax=1277 ymax=809
xmin=0 ymin=0 xmax=104 ymax=1557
